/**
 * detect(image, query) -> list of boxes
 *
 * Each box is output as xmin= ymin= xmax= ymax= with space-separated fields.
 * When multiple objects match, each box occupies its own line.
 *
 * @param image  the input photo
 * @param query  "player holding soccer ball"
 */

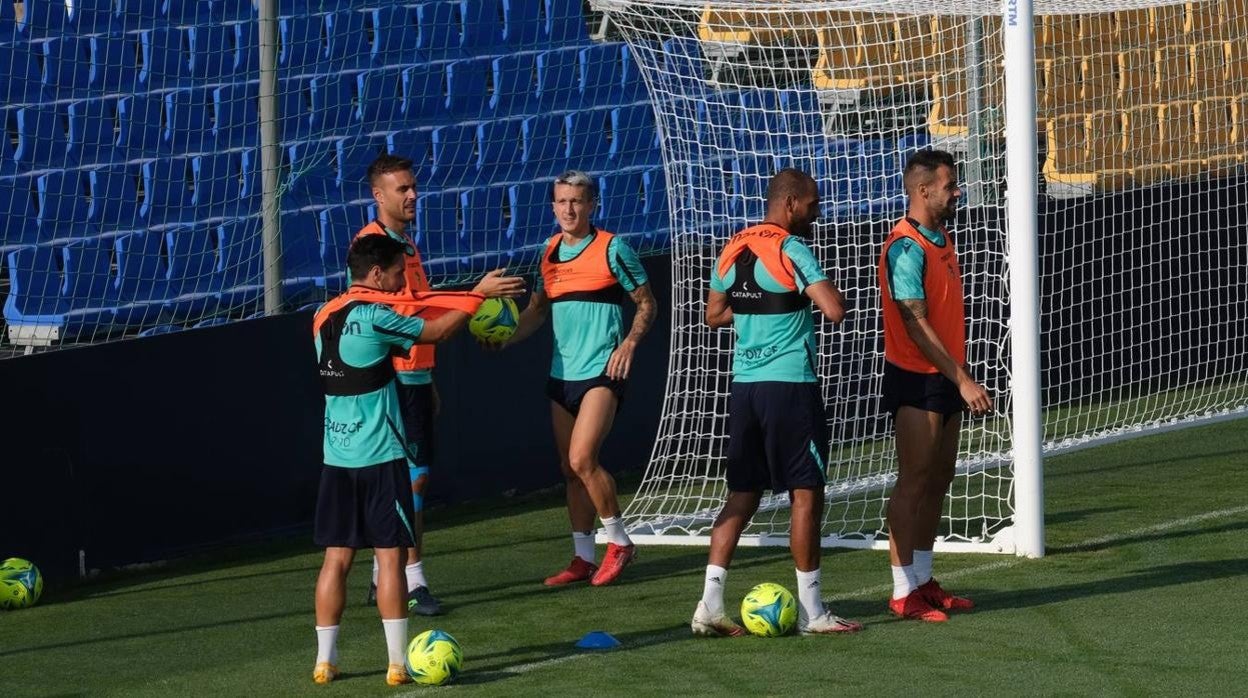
xmin=490 ymin=170 xmax=657 ymax=587
xmin=691 ymin=169 xmax=863 ymax=637
xmin=357 ymin=154 xmax=524 ymax=615
xmin=878 ymin=150 xmax=990 ymax=622
xmin=311 ymin=235 xmax=491 ymax=686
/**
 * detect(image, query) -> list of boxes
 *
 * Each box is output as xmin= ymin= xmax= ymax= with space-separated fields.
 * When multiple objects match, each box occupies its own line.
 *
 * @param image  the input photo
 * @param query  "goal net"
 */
xmin=594 ymin=0 xmax=1248 ymax=553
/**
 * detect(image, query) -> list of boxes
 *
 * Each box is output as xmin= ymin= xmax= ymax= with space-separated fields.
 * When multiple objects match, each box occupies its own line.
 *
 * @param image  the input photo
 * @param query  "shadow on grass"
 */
xmin=1045 ymin=507 xmax=1130 ymax=527
xmin=1048 ymin=519 xmax=1248 ymax=555
xmin=1053 ymin=446 xmax=1248 ymax=479
xmin=454 ymin=625 xmax=686 ymax=685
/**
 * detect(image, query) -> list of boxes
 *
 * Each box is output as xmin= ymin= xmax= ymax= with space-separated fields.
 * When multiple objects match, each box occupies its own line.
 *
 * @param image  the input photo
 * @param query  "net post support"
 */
xmin=258 ymin=0 xmax=284 ymax=315
xmin=1002 ymin=0 xmax=1044 ymax=558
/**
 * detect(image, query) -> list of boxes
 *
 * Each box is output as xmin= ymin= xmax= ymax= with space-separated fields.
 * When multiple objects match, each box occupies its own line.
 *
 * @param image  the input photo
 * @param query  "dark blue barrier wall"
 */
xmin=0 ymin=255 xmax=673 ymax=582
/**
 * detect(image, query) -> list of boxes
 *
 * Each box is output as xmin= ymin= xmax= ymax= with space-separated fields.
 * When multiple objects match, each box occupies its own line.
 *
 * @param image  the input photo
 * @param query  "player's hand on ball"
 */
xmin=473 ymin=269 xmax=526 ymax=298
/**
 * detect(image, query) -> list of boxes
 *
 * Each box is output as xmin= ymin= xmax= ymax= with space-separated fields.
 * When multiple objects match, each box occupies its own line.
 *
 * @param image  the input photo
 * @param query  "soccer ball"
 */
xmin=406 ymin=629 xmax=463 ymax=686
xmin=469 ymin=297 xmax=520 ymax=343
xmin=0 ymin=558 xmax=43 ymax=611
xmin=740 ymin=582 xmax=797 ymax=637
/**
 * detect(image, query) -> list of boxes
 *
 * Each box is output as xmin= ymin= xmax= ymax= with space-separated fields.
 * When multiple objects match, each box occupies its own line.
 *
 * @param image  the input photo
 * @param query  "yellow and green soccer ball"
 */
xmin=0 ymin=558 xmax=43 ymax=611
xmin=741 ymin=582 xmax=797 ymax=637
xmin=469 ymin=297 xmax=520 ymax=343
xmin=406 ymin=629 xmax=463 ymax=685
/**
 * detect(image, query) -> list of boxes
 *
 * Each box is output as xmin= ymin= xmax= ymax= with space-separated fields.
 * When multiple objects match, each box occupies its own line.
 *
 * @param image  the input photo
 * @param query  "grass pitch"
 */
xmin=2 ymin=420 xmax=1246 ymax=696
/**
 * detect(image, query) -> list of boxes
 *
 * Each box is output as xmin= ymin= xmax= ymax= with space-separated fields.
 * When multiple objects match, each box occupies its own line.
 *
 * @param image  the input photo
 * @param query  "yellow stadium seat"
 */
xmin=1157 ymin=100 xmax=1206 ymax=176
xmin=1222 ymin=0 xmax=1248 ymax=37
xmin=1155 ymin=45 xmax=1195 ymax=102
xmin=1192 ymin=41 xmax=1229 ymax=95
xmin=1113 ymin=9 xmax=1154 ymax=48
xmin=1186 ymin=1 xmax=1227 ymax=41
xmin=928 ymin=73 xmax=967 ymax=139
xmin=893 ymin=16 xmax=940 ymax=76
xmin=1117 ymin=49 xmax=1159 ymax=106
xmin=1088 ymin=109 xmax=1131 ymax=173
xmin=1193 ymin=96 xmax=1244 ymax=169
xmin=1082 ymin=53 xmax=1119 ymax=112
xmin=1151 ymin=5 xmax=1188 ymax=41
xmin=1039 ymin=58 xmax=1080 ymax=117
xmin=1043 ymin=113 xmax=1131 ymax=193
xmin=1225 ymin=39 xmax=1248 ymax=85
xmin=1122 ymin=104 xmax=1169 ymax=183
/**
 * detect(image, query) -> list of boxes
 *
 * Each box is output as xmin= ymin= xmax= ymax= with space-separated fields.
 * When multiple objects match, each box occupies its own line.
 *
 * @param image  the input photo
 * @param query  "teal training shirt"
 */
xmin=536 ymin=235 xmax=649 ymax=380
xmin=316 ymin=303 xmax=427 ymax=467
xmin=710 ymin=236 xmax=829 ymax=383
xmin=346 ymin=224 xmax=433 ymax=386
xmin=883 ymin=222 xmax=946 ymax=301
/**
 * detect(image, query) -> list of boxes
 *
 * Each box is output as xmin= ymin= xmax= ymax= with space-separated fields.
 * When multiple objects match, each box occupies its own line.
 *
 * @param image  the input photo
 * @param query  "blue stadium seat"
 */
xmin=36 ymin=170 xmax=92 ymax=236
xmin=0 ymin=176 xmax=40 ymax=251
xmin=0 ymin=0 xmax=17 ymax=43
xmin=66 ymin=98 xmax=120 ymax=166
xmin=139 ymin=157 xmax=195 ymax=223
xmin=520 ymin=114 xmax=564 ymax=179
xmin=738 ymin=90 xmax=787 ymax=154
xmin=90 ymin=34 xmax=141 ymax=94
xmin=17 ymin=0 xmax=69 ymax=38
xmin=68 ymin=0 xmax=119 ymax=34
xmin=188 ymin=24 xmax=236 ymax=83
xmin=734 ymin=154 xmax=772 ymax=223
xmin=213 ymin=83 xmax=259 ymax=148
xmin=59 ymin=238 xmax=118 ymax=337
xmin=2 ymin=45 xmax=46 ymax=106
xmin=459 ymin=0 xmax=504 ymax=55
xmin=280 ymin=209 xmax=326 ymax=296
xmin=544 ymin=0 xmax=588 ymax=47
xmin=415 ymin=191 xmax=463 ymax=259
xmin=371 ymin=6 xmax=420 ymax=66
xmin=662 ymin=37 xmax=705 ymax=96
xmin=385 ymin=129 xmax=434 ymax=183
xmin=578 ymin=44 xmax=619 ymax=106
xmin=163 ymin=225 xmax=222 ymax=321
xmin=563 ymin=109 xmax=612 ymax=172
xmin=42 ymin=38 xmax=94 ymax=98
xmin=337 ymin=135 xmax=387 ymax=202
xmin=113 ymin=0 xmax=162 ymax=32
xmin=429 ymin=124 xmax=478 ymax=189
xmin=489 ymin=53 xmax=536 ymax=117
xmin=87 ymin=165 xmax=142 ymax=230
xmin=139 ymin=27 xmax=190 ymax=91
xmin=318 ymin=205 xmax=370 ymax=280
xmin=312 ymin=74 xmax=361 ymax=136
xmin=618 ymin=43 xmax=648 ymax=104
xmin=2 ymin=243 xmax=116 ymax=342
xmin=458 ymin=186 xmax=506 ymax=260
xmin=206 ymin=0 xmax=255 ymax=23
xmin=111 ymin=230 xmax=170 ymax=328
xmin=3 ymin=247 xmax=63 ymax=332
xmin=13 ymin=105 xmax=69 ymax=172
xmin=357 ymin=69 xmax=404 ymax=133
xmin=215 ymin=217 xmax=263 ymax=313
xmin=283 ymin=140 xmax=338 ymax=209
xmin=278 ymin=13 xmax=325 ymax=74
xmin=237 ymin=148 xmax=262 ymax=208
xmin=415 ymin=1 xmax=464 ymax=61
xmin=446 ymin=58 xmax=490 ymax=120
xmin=475 ymin=120 xmax=523 ymax=184
xmin=325 ymin=10 xmax=372 ymax=70
xmin=609 ymin=104 xmax=660 ymax=168
xmin=779 ymin=89 xmax=824 ymax=145
xmin=117 ymin=94 xmax=165 ymax=158
xmin=686 ymin=163 xmax=738 ymax=236
xmin=401 ymin=64 xmax=450 ymax=125
xmin=534 ymin=48 xmax=579 ymax=111
xmin=597 ymin=171 xmax=646 ymax=234
xmin=642 ymin=168 xmax=669 ymax=233
xmin=163 ymin=88 xmax=211 ymax=154
xmin=507 ymin=181 xmax=552 ymax=248
xmin=193 ymin=152 xmax=246 ymax=220
xmin=501 ymin=0 xmax=541 ymax=49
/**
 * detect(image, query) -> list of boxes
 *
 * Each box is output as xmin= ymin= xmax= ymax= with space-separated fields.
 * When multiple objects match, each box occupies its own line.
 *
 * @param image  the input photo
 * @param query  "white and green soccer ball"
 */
xmin=469 ymin=297 xmax=520 ymax=343
xmin=0 ymin=558 xmax=43 ymax=611
xmin=406 ymin=629 xmax=463 ymax=685
xmin=740 ymin=582 xmax=797 ymax=637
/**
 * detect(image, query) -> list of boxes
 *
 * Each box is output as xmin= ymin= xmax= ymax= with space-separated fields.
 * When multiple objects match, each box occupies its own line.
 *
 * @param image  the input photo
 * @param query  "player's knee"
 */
xmin=567 ymin=453 xmax=599 ymax=478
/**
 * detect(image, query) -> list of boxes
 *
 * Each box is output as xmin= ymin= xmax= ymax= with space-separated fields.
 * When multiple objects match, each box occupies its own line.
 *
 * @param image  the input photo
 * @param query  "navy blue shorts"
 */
xmin=546 ymin=375 xmax=626 ymax=417
xmin=881 ymin=362 xmax=963 ymax=418
xmin=726 ymin=381 xmax=829 ymax=493
xmin=313 ymin=459 xmax=418 ymax=549
xmin=397 ymin=382 xmax=435 ymax=468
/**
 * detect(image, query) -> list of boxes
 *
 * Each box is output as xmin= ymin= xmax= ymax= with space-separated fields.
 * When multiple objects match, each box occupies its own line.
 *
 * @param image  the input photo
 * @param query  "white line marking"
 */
xmin=398 ymin=503 xmax=1248 ymax=689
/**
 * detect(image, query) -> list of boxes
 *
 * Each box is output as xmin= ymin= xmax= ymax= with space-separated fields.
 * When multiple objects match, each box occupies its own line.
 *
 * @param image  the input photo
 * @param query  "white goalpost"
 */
xmin=593 ymin=0 xmax=1248 ymax=556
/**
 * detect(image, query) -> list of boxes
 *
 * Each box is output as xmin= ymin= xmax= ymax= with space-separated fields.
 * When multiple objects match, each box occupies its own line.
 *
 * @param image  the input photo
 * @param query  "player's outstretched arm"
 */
xmin=472 ymin=269 xmax=527 ymax=298
xmin=497 ymin=287 xmax=549 ymax=347
xmin=370 ymin=304 xmax=471 ymax=347
xmin=605 ymin=283 xmax=656 ymax=380
xmin=415 ymin=311 xmax=473 ymax=345
xmin=706 ymin=289 xmax=733 ymax=328
xmin=805 ymin=280 xmax=847 ymax=323
xmin=896 ymin=299 xmax=993 ymax=415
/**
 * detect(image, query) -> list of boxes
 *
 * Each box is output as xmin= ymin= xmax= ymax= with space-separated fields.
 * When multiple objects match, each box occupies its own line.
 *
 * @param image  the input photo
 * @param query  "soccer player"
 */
xmin=498 ymin=170 xmax=657 ymax=587
xmin=877 ymin=149 xmax=992 ymax=622
xmin=358 ymin=154 xmax=524 ymax=615
xmin=691 ymin=168 xmax=863 ymax=637
xmin=311 ymin=235 xmax=487 ymax=686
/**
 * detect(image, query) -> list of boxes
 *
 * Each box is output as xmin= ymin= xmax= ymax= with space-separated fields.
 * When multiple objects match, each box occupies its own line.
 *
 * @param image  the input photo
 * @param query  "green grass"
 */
xmin=3 ymin=421 xmax=1247 ymax=696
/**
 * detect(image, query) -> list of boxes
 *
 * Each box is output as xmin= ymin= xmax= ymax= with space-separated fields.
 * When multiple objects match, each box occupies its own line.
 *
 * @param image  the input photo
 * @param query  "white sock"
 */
xmin=701 ymin=564 xmax=728 ymax=616
xmin=315 ymin=625 xmax=339 ymax=665
xmin=795 ymin=568 xmax=824 ymax=619
xmin=371 ymin=557 xmax=379 ymax=586
xmin=573 ymin=531 xmax=596 ymax=563
xmin=406 ymin=561 xmax=428 ymax=591
xmin=912 ymin=550 xmax=933 ymax=586
xmin=600 ymin=516 xmax=632 ymax=546
xmin=382 ymin=618 xmax=408 ymax=666
xmin=891 ymin=565 xmax=917 ymax=600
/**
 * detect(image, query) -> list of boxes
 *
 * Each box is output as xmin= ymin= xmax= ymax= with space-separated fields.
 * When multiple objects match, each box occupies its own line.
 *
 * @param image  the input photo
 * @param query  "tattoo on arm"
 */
xmin=897 ymin=299 xmax=928 ymax=322
xmin=627 ymin=284 xmax=657 ymax=342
